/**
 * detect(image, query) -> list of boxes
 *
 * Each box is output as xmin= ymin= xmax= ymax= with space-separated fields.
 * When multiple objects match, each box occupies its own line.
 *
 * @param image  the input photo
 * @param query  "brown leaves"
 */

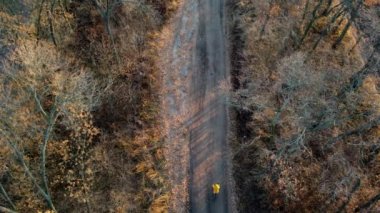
xmin=364 ymin=0 xmax=380 ymax=6
xmin=232 ymin=0 xmax=379 ymax=211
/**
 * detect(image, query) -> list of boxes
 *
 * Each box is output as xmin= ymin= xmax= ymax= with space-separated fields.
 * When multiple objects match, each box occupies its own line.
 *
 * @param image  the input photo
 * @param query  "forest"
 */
xmin=0 ymin=0 xmax=379 ymax=212
xmin=230 ymin=0 xmax=380 ymax=212
xmin=0 ymin=0 xmax=178 ymax=212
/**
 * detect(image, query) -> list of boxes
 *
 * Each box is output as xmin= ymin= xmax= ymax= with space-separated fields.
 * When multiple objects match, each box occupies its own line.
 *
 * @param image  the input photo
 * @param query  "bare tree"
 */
xmin=0 ymin=41 xmax=99 ymax=212
xmin=299 ymin=0 xmax=364 ymax=49
xmin=90 ymin=0 xmax=140 ymax=66
xmin=0 ymin=183 xmax=16 ymax=211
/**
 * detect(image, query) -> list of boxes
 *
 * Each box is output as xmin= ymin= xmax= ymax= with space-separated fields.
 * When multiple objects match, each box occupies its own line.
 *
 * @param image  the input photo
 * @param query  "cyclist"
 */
xmin=212 ymin=183 xmax=221 ymax=196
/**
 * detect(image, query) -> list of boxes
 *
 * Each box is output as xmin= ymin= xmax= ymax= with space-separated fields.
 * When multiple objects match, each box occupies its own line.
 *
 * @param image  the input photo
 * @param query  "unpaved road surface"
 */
xmin=162 ymin=0 xmax=233 ymax=212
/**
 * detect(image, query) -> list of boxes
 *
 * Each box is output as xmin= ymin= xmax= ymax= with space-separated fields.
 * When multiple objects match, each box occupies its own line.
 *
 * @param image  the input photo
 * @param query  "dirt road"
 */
xmin=188 ymin=0 xmax=232 ymax=212
xmin=163 ymin=0 xmax=233 ymax=212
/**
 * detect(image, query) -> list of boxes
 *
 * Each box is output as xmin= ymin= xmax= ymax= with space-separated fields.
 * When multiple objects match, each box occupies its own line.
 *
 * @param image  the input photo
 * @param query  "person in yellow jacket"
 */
xmin=212 ymin=183 xmax=221 ymax=196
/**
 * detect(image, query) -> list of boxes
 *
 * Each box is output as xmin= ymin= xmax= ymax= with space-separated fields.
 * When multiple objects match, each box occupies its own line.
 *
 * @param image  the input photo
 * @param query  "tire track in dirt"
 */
xmin=162 ymin=0 xmax=234 ymax=212
xmin=188 ymin=0 xmax=231 ymax=212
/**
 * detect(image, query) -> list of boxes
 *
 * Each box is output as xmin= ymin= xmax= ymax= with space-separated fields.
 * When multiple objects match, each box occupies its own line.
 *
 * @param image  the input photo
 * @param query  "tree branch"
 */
xmin=338 ymin=51 xmax=379 ymax=98
xmin=337 ymin=178 xmax=361 ymax=213
xmin=40 ymin=98 xmax=59 ymax=211
xmin=32 ymin=89 xmax=47 ymax=118
xmin=36 ymin=0 xmax=47 ymax=43
xmin=0 ymin=206 xmax=17 ymax=213
xmin=6 ymin=140 xmax=54 ymax=210
xmin=326 ymin=116 xmax=380 ymax=147
xmin=355 ymin=193 xmax=380 ymax=212
xmin=0 ymin=183 xmax=16 ymax=210
xmin=48 ymin=0 xmax=58 ymax=46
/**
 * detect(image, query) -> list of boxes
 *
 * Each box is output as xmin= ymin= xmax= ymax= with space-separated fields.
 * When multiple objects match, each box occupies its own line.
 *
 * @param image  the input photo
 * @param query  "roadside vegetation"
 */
xmin=230 ymin=0 xmax=380 ymax=211
xmin=0 ymin=0 xmax=178 ymax=212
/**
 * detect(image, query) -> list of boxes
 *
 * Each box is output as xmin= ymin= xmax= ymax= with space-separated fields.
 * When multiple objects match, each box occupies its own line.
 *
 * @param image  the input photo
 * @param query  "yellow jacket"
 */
xmin=212 ymin=183 xmax=220 ymax=194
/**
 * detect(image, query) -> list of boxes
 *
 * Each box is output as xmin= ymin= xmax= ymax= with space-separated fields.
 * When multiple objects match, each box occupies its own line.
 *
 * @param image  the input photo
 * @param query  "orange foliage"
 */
xmin=364 ymin=0 xmax=380 ymax=6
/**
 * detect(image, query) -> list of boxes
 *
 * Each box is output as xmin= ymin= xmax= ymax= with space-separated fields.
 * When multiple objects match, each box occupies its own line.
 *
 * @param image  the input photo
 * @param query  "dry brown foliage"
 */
xmin=0 ymin=0 xmax=178 ymax=212
xmin=231 ymin=0 xmax=380 ymax=212
xmin=364 ymin=0 xmax=380 ymax=6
